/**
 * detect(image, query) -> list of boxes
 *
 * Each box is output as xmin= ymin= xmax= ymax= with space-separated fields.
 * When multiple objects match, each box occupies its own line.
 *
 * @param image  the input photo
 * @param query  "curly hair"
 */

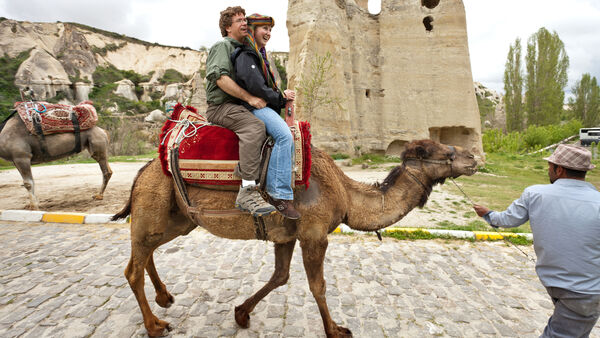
xmin=219 ymin=6 xmax=246 ymax=37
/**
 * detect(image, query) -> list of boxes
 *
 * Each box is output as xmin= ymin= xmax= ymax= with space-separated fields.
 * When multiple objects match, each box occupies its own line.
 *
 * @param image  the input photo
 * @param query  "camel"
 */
xmin=0 ymin=112 xmax=112 ymax=210
xmin=112 ymin=139 xmax=477 ymax=337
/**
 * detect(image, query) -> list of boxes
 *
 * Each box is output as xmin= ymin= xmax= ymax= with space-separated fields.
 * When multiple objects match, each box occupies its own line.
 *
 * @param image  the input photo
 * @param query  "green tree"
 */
xmin=297 ymin=52 xmax=343 ymax=121
xmin=569 ymin=73 xmax=600 ymax=127
xmin=524 ymin=27 xmax=569 ymax=126
xmin=503 ymin=38 xmax=524 ymax=131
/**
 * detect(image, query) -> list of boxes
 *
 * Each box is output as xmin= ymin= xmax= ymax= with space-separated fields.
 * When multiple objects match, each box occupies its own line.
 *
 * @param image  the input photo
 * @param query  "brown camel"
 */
xmin=0 ymin=112 xmax=112 ymax=210
xmin=113 ymin=139 xmax=477 ymax=337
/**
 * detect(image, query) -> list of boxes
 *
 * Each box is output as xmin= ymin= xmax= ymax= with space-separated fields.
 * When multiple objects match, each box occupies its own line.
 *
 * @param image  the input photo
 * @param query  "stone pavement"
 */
xmin=1 ymin=222 xmax=599 ymax=338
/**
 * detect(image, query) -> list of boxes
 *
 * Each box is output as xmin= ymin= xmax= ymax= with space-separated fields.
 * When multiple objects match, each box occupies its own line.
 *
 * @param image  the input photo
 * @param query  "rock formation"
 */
xmin=474 ymin=82 xmax=505 ymax=130
xmin=0 ymin=19 xmax=207 ymax=109
xmin=287 ymin=0 xmax=484 ymax=158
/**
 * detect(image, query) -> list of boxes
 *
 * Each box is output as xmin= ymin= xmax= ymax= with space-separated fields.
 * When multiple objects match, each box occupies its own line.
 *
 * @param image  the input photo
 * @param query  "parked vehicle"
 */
xmin=580 ymin=128 xmax=600 ymax=146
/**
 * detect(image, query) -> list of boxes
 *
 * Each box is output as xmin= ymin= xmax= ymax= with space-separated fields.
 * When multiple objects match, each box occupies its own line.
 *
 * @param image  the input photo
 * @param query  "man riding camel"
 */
xmin=204 ymin=6 xmax=275 ymax=216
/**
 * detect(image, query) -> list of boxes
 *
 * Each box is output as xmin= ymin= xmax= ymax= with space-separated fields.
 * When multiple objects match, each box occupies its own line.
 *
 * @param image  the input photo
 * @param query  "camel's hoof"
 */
xmin=93 ymin=194 xmax=104 ymax=200
xmin=147 ymin=320 xmax=171 ymax=337
xmin=327 ymin=326 xmax=353 ymax=338
xmin=234 ymin=305 xmax=250 ymax=328
xmin=156 ymin=292 xmax=174 ymax=308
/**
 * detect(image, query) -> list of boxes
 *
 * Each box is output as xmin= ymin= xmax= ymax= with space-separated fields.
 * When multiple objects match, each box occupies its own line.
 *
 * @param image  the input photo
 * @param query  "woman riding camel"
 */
xmin=231 ymin=13 xmax=300 ymax=219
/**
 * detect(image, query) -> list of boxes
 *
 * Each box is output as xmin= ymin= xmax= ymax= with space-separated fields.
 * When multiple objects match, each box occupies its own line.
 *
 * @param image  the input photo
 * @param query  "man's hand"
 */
xmin=473 ymin=204 xmax=491 ymax=217
xmin=247 ymin=96 xmax=266 ymax=109
xmin=283 ymin=89 xmax=296 ymax=101
xmin=216 ymin=75 xmax=265 ymax=108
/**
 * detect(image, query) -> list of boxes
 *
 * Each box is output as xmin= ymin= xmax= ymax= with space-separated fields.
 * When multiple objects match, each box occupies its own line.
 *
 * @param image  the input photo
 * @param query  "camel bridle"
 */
xmin=402 ymin=145 xmax=457 ymax=187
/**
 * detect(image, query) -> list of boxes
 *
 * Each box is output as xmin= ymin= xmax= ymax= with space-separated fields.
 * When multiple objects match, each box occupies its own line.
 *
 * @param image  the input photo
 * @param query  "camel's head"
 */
xmin=402 ymin=140 xmax=478 ymax=179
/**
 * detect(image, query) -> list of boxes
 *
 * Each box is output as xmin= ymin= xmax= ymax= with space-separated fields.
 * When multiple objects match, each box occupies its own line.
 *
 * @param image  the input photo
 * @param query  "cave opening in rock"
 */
xmin=365 ymin=89 xmax=371 ymax=98
xmin=423 ymin=16 xmax=434 ymax=32
xmin=385 ymin=140 xmax=408 ymax=157
xmin=421 ymin=0 xmax=440 ymax=9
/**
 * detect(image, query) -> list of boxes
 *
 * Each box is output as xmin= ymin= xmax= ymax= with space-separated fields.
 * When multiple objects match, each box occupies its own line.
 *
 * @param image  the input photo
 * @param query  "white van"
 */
xmin=580 ymin=128 xmax=600 ymax=146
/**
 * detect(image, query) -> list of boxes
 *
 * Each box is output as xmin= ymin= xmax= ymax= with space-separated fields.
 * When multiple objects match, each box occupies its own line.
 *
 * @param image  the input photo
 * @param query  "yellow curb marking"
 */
xmin=473 ymin=231 xmax=519 ymax=241
xmin=42 ymin=213 xmax=86 ymax=224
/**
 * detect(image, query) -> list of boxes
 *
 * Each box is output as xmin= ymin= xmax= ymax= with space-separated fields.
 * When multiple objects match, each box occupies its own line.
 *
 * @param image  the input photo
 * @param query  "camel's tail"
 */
xmin=111 ymin=159 xmax=154 ymax=221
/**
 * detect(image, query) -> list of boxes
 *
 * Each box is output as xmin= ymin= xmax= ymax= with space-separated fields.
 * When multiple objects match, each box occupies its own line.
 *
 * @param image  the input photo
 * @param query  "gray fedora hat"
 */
xmin=543 ymin=144 xmax=595 ymax=171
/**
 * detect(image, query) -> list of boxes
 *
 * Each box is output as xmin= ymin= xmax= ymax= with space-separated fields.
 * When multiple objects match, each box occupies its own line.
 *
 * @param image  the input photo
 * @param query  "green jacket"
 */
xmin=205 ymin=37 xmax=244 ymax=105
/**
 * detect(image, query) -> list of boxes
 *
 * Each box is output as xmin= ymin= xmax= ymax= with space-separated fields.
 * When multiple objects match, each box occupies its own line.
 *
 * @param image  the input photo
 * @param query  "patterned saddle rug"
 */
xmin=14 ymin=100 xmax=98 ymax=136
xmin=158 ymin=104 xmax=312 ymax=189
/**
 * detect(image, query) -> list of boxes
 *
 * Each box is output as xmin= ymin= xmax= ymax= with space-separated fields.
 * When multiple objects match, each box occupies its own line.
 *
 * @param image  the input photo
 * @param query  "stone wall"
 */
xmin=287 ymin=0 xmax=484 ymax=158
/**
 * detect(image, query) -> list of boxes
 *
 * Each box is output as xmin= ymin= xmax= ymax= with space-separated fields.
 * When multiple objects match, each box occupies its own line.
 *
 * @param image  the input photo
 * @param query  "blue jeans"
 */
xmin=252 ymin=107 xmax=294 ymax=200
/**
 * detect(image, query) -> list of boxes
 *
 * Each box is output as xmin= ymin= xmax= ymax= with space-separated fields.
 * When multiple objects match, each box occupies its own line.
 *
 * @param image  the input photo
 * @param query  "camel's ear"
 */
xmin=415 ymin=145 xmax=428 ymax=159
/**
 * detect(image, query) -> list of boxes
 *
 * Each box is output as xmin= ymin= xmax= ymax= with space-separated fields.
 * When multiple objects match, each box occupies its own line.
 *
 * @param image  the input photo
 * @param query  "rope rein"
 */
xmin=449 ymin=178 xmax=536 ymax=263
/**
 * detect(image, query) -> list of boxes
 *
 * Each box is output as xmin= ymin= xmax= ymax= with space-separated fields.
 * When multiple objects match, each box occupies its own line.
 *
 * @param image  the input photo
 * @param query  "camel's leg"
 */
xmin=235 ymin=239 xmax=297 ymax=328
xmin=88 ymin=133 xmax=112 ymax=200
xmin=146 ymin=251 xmax=174 ymax=308
xmin=301 ymin=239 xmax=352 ymax=338
xmin=13 ymin=156 xmax=39 ymax=210
xmin=125 ymin=242 xmax=171 ymax=337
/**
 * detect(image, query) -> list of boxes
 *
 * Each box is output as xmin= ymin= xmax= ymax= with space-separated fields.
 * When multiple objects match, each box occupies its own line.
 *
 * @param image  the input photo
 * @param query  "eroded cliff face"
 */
xmin=0 ymin=19 xmax=207 ymax=110
xmin=287 ymin=0 xmax=483 ymax=158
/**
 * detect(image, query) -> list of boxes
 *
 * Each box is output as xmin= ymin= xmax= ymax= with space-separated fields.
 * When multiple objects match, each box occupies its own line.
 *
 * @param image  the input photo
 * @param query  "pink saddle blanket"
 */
xmin=158 ymin=104 xmax=311 ymax=188
xmin=14 ymin=101 xmax=98 ymax=135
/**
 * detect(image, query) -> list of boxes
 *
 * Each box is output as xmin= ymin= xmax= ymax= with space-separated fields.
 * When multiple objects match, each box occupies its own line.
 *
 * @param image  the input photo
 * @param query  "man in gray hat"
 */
xmin=474 ymin=144 xmax=600 ymax=337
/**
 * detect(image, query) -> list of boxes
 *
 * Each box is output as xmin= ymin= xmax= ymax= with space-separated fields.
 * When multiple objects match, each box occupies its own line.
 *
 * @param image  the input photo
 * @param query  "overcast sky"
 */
xmin=1 ymin=0 xmax=599 ymax=96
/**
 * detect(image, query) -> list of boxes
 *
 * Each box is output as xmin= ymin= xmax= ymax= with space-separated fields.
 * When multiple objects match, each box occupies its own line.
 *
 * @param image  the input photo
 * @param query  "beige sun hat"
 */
xmin=543 ymin=144 xmax=596 ymax=171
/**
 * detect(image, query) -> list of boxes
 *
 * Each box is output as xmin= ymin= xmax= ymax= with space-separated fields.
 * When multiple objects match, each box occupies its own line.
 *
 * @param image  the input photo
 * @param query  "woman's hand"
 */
xmin=284 ymin=89 xmax=296 ymax=101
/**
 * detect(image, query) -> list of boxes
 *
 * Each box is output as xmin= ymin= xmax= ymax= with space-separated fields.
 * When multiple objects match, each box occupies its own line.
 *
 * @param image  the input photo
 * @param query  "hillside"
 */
xmin=0 ymin=18 xmax=210 ymax=117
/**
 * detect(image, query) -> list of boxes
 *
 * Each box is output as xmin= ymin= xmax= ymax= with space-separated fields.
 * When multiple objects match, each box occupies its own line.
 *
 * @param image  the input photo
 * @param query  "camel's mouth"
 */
xmin=466 ymin=165 xmax=478 ymax=175
xmin=454 ymin=165 xmax=477 ymax=177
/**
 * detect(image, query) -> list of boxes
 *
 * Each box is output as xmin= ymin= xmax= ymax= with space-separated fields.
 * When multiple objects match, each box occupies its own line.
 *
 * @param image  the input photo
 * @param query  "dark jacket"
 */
xmin=231 ymin=46 xmax=285 ymax=112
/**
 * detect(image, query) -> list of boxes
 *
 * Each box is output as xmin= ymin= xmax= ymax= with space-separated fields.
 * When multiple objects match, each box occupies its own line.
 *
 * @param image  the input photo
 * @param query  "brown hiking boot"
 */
xmin=269 ymin=198 xmax=301 ymax=219
xmin=235 ymin=185 xmax=276 ymax=216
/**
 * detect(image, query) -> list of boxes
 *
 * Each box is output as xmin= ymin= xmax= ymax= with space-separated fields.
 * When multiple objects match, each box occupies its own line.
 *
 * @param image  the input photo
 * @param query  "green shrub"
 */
xmin=0 ymin=50 xmax=31 ymax=120
xmin=92 ymin=65 xmax=125 ymax=87
xmin=331 ymin=153 xmax=350 ymax=160
xmin=159 ymin=69 xmax=189 ymax=84
xmin=483 ymin=120 xmax=583 ymax=153
xmin=273 ymin=57 xmax=287 ymax=90
xmin=476 ymin=95 xmax=496 ymax=119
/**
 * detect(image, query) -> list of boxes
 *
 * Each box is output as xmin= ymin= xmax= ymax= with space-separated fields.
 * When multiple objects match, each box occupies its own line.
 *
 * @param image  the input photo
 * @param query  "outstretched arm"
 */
xmin=473 ymin=192 xmax=530 ymax=229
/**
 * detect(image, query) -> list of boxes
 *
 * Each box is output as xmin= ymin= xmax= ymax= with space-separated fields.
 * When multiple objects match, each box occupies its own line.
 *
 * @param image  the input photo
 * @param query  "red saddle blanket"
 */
xmin=158 ymin=104 xmax=311 ymax=188
xmin=14 ymin=101 xmax=98 ymax=135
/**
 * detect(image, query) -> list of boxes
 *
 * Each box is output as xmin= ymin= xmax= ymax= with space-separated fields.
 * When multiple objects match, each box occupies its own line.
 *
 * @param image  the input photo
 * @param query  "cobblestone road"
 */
xmin=1 ymin=222 xmax=599 ymax=338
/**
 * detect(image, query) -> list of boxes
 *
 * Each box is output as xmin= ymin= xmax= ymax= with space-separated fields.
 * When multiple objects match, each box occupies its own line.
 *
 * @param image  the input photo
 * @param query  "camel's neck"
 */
xmin=343 ymin=166 xmax=433 ymax=232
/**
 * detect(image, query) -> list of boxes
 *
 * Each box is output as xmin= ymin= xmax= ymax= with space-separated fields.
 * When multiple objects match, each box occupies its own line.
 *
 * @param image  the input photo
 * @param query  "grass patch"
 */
xmin=351 ymin=153 xmax=401 ymax=165
xmin=331 ymin=153 xmax=350 ymax=160
xmin=382 ymin=229 xmax=474 ymax=242
xmin=506 ymin=236 xmax=533 ymax=246
xmin=447 ymin=151 xmax=600 ymax=233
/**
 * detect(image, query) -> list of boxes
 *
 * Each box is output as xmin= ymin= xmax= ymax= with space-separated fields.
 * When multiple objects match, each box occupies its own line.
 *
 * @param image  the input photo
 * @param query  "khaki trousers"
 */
xmin=206 ymin=103 xmax=266 ymax=181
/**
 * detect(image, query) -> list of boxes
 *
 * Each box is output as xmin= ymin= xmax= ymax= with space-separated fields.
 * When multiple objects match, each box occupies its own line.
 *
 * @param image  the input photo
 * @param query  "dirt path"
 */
xmin=0 ymin=161 xmax=475 ymax=227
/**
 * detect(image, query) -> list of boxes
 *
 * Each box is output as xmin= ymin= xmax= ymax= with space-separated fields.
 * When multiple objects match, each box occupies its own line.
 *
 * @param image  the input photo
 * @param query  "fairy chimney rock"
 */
xmin=287 ymin=0 xmax=483 ymax=158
